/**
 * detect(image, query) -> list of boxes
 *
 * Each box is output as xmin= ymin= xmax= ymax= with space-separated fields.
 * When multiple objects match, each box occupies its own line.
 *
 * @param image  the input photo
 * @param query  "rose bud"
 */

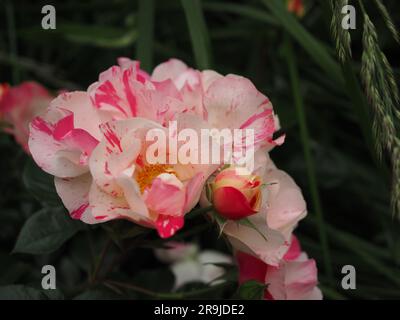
xmin=211 ymin=166 xmax=262 ymax=220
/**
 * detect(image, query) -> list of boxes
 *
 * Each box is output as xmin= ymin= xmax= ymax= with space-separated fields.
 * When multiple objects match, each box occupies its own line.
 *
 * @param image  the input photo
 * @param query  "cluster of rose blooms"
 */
xmin=0 ymin=56 xmax=321 ymax=300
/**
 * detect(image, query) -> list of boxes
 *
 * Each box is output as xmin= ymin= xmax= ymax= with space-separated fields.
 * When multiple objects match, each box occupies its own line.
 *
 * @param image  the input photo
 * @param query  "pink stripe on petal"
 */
xmin=100 ymin=123 xmax=122 ymax=152
xmin=238 ymin=108 xmax=277 ymax=148
xmin=53 ymin=113 xmax=74 ymax=140
xmin=94 ymin=80 xmax=128 ymax=116
xmin=31 ymin=117 xmax=53 ymax=135
xmin=134 ymin=61 xmax=150 ymax=82
xmin=68 ymin=128 xmax=99 ymax=155
xmin=104 ymin=162 xmax=111 ymax=175
xmin=122 ymin=68 xmax=137 ymax=116
xmin=95 ymin=215 xmax=109 ymax=220
xmin=283 ymin=235 xmax=302 ymax=261
xmin=137 ymin=70 xmax=149 ymax=83
xmin=155 ymin=215 xmax=184 ymax=238
xmin=70 ymin=203 xmax=89 ymax=220
xmin=240 ymin=108 xmax=273 ymax=130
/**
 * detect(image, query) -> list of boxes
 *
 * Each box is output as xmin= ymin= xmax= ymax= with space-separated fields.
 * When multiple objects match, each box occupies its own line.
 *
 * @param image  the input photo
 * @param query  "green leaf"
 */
xmin=132 ymin=268 xmax=175 ymax=293
xmin=13 ymin=207 xmax=84 ymax=254
xmin=238 ymin=280 xmax=266 ymax=300
xmin=23 ymin=158 xmax=61 ymax=208
xmin=41 ymin=289 xmax=65 ymax=300
xmin=0 ymin=253 xmax=30 ymax=285
xmin=181 ymin=0 xmax=212 ymax=69
xmin=60 ymin=24 xmax=138 ymax=48
xmin=0 ymin=285 xmax=64 ymax=300
xmin=74 ymin=288 xmax=122 ymax=300
xmin=0 ymin=285 xmax=47 ymax=300
xmin=69 ymin=233 xmax=94 ymax=273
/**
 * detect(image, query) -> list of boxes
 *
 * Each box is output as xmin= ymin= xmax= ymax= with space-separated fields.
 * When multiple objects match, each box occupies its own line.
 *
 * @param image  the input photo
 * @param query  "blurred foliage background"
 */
xmin=0 ymin=0 xmax=399 ymax=299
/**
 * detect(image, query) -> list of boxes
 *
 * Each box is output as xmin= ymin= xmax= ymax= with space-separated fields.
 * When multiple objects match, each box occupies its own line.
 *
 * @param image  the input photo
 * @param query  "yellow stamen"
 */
xmin=136 ymin=164 xmax=175 ymax=193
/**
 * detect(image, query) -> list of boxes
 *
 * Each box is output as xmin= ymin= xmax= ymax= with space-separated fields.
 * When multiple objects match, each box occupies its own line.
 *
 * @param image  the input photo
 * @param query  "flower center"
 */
xmin=136 ymin=164 xmax=175 ymax=193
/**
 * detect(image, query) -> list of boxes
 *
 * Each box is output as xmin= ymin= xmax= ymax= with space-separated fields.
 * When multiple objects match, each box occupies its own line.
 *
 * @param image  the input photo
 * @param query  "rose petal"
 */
xmin=143 ymin=173 xmax=185 ymax=217
xmin=54 ymin=173 xmax=97 ymax=224
xmin=264 ymin=169 xmax=307 ymax=239
xmin=155 ymin=214 xmax=184 ymax=238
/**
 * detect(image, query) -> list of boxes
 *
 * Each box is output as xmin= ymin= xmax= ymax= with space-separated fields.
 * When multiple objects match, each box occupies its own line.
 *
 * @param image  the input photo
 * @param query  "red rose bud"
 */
xmin=212 ymin=167 xmax=262 ymax=220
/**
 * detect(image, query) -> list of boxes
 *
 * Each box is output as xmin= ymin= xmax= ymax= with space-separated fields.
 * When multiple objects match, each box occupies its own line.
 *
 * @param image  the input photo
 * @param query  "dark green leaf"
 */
xmin=132 ymin=268 xmax=175 ymax=293
xmin=13 ymin=207 xmax=84 ymax=254
xmin=238 ymin=280 xmax=266 ymax=300
xmin=41 ymin=289 xmax=65 ymax=300
xmin=74 ymin=288 xmax=122 ymax=300
xmin=23 ymin=158 xmax=61 ymax=208
xmin=0 ymin=285 xmax=47 ymax=300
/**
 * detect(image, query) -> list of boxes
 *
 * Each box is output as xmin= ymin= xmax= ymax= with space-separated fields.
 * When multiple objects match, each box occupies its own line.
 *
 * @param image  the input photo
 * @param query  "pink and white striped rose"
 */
xmin=0 ymin=82 xmax=53 ymax=153
xmin=28 ymin=58 xmax=285 ymax=241
xmin=237 ymin=235 xmax=322 ymax=300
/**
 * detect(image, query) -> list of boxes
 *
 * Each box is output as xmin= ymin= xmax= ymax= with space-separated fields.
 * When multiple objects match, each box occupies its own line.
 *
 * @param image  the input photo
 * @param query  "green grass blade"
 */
xmin=340 ymin=61 xmax=389 ymax=175
xmin=373 ymin=0 xmax=399 ymax=43
xmin=5 ymin=0 xmax=20 ymax=84
xmin=261 ymin=0 xmax=343 ymax=85
xmin=333 ymin=232 xmax=400 ymax=286
xmin=306 ymin=216 xmax=400 ymax=286
xmin=283 ymin=35 xmax=333 ymax=284
xmin=136 ymin=0 xmax=155 ymax=72
xmin=180 ymin=0 xmax=212 ymax=69
xmin=264 ymin=0 xmax=381 ymax=173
